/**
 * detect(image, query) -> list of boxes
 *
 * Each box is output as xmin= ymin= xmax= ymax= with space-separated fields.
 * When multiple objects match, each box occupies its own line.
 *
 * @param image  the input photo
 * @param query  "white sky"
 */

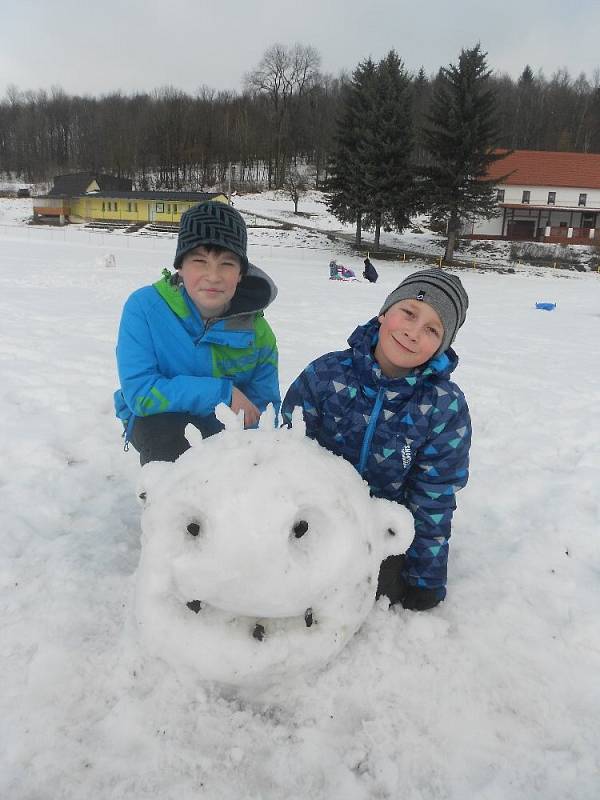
xmin=1 ymin=0 xmax=598 ymax=98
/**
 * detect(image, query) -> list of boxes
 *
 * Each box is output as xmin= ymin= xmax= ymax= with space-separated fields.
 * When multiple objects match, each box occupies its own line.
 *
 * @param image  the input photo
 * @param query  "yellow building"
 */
xmin=68 ymin=191 xmax=228 ymax=224
xmin=33 ymin=173 xmax=228 ymax=225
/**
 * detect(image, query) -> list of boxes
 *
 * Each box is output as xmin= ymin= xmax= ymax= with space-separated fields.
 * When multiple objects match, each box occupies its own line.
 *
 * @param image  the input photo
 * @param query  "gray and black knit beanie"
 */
xmin=379 ymin=268 xmax=469 ymax=355
xmin=174 ymin=201 xmax=248 ymax=272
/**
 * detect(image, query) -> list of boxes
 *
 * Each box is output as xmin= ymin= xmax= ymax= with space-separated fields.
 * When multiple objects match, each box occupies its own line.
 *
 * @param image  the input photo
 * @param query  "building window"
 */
xmin=547 ymin=192 xmax=556 ymax=205
xmin=496 ymin=189 xmax=505 ymax=203
xmin=579 ymin=193 xmax=587 ymax=207
xmin=134 ymin=203 xmax=138 ymax=212
xmin=167 ymin=204 xmax=171 ymax=214
xmin=173 ymin=204 xmax=178 ymax=213
xmin=128 ymin=202 xmax=132 ymax=212
xmin=156 ymin=202 xmax=164 ymax=213
xmin=522 ymin=190 xmax=530 ymax=204
xmin=102 ymin=202 xmax=105 ymax=212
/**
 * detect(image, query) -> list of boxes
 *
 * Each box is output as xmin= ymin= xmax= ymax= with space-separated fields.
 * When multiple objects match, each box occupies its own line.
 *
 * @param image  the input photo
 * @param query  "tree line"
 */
xmin=328 ymin=44 xmax=507 ymax=261
xmin=1 ymin=43 xmax=600 ymax=190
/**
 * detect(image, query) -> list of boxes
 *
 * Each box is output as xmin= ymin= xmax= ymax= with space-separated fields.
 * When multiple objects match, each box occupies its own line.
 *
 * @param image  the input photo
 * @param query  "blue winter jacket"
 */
xmin=114 ymin=265 xmax=280 ymax=432
xmin=281 ymin=318 xmax=471 ymax=595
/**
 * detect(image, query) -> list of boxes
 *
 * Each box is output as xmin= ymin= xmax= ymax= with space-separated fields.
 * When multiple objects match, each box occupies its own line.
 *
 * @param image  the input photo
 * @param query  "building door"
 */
xmin=581 ymin=212 xmax=595 ymax=228
xmin=507 ymin=219 xmax=536 ymax=240
xmin=149 ymin=204 xmax=156 ymax=222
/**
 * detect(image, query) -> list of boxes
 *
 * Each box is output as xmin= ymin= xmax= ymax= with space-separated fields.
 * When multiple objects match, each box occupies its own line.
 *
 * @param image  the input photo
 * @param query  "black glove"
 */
xmin=376 ymin=554 xmax=408 ymax=605
xmin=401 ymin=585 xmax=442 ymax=611
xmin=376 ymin=554 xmax=444 ymax=611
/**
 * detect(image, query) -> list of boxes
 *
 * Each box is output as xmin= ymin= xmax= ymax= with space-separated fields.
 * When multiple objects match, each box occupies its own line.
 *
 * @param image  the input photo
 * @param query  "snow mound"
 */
xmin=134 ymin=404 xmax=412 ymax=685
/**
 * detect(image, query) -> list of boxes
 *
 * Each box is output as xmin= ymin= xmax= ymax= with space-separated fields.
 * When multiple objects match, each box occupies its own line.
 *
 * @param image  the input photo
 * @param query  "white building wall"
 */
xmin=470 ymin=182 xmax=600 ymax=237
xmin=471 ymin=214 xmax=504 ymax=235
xmin=499 ymin=184 xmax=600 ymax=207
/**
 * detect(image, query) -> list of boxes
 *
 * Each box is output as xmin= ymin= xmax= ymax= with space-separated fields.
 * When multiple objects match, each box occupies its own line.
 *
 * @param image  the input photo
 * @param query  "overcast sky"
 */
xmin=2 ymin=0 xmax=598 ymax=98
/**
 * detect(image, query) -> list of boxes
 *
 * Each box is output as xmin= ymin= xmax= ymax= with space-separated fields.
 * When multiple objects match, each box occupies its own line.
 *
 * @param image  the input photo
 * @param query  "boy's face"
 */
xmin=375 ymin=299 xmax=444 ymax=376
xmin=179 ymin=246 xmax=242 ymax=319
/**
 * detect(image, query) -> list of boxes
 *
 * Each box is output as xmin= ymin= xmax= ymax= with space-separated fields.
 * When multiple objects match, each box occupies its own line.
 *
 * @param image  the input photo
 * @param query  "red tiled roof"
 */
xmin=487 ymin=149 xmax=600 ymax=189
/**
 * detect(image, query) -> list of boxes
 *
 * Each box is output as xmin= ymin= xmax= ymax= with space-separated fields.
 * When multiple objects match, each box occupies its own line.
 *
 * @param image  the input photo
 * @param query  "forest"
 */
xmin=1 ymin=43 xmax=599 ymax=191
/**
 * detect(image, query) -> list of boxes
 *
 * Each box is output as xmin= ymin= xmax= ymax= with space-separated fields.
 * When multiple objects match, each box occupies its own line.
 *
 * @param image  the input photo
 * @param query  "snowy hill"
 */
xmin=0 ymin=196 xmax=599 ymax=799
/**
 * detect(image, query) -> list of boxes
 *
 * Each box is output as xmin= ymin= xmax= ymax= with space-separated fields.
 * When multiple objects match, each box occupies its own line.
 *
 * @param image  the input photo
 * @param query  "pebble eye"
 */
xmin=293 ymin=520 xmax=309 ymax=538
xmin=187 ymin=522 xmax=201 ymax=537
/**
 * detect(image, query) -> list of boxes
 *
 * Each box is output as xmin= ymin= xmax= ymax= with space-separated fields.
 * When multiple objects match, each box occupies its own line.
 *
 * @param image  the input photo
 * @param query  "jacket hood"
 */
xmin=229 ymin=261 xmax=278 ymax=316
xmin=347 ymin=317 xmax=459 ymax=386
xmin=154 ymin=263 xmax=277 ymax=322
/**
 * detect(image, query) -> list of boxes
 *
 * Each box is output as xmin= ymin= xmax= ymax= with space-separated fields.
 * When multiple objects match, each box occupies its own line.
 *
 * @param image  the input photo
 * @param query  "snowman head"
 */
xmin=134 ymin=405 xmax=411 ymax=685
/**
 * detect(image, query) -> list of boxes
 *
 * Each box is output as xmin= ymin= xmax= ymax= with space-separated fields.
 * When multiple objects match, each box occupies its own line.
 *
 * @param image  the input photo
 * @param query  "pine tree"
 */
xmin=422 ymin=44 xmax=508 ymax=262
xmin=361 ymin=51 xmax=417 ymax=249
xmin=327 ymin=59 xmax=377 ymax=245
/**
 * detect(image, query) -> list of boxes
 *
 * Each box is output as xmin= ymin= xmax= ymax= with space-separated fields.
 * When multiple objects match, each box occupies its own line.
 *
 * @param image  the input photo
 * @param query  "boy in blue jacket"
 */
xmin=114 ymin=201 xmax=280 ymax=465
xmin=282 ymin=269 xmax=471 ymax=611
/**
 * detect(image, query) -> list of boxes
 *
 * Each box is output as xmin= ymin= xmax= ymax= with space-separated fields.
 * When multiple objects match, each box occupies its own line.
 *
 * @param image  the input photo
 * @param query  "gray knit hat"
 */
xmin=379 ymin=268 xmax=469 ymax=355
xmin=174 ymin=201 xmax=248 ymax=271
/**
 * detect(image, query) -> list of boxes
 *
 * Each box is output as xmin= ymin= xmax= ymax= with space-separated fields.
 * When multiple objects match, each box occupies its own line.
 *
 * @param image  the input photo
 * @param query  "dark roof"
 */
xmin=487 ymin=150 xmax=600 ymax=189
xmin=49 ymin=172 xmax=132 ymax=196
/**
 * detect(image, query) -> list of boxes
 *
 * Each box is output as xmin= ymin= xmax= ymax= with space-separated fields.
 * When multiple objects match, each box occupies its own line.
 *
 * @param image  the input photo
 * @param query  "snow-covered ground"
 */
xmin=235 ymin=189 xmax=600 ymax=272
xmin=1 ymin=196 xmax=599 ymax=799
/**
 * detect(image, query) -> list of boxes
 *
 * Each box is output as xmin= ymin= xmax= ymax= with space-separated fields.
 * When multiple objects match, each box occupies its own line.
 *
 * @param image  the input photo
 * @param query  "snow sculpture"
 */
xmin=97 ymin=253 xmax=116 ymax=268
xmin=134 ymin=404 xmax=412 ymax=684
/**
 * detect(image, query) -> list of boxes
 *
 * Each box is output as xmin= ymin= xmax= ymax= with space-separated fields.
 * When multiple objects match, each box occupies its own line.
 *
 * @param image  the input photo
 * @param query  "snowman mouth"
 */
xmin=185 ymin=600 xmax=315 ymax=640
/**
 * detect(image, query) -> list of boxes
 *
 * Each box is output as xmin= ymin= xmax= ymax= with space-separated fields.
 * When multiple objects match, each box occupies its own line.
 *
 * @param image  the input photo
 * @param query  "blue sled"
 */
xmin=535 ymin=302 xmax=556 ymax=311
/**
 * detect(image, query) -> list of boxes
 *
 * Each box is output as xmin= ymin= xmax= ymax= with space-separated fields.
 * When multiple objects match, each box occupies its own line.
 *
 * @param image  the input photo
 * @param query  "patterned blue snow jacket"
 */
xmin=281 ymin=318 xmax=471 ymax=596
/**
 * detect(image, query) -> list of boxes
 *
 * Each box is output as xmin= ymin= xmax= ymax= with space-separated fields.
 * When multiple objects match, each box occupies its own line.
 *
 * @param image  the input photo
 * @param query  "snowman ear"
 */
xmin=288 ymin=405 xmax=307 ymax=438
xmin=215 ymin=401 xmax=244 ymax=431
xmin=184 ymin=423 xmax=204 ymax=448
xmin=258 ymin=403 xmax=276 ymax=430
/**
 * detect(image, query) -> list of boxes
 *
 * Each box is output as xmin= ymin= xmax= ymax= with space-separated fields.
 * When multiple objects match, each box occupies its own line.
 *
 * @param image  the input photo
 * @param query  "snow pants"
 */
xmin=129 ymin=412 xmax=223 ymax=466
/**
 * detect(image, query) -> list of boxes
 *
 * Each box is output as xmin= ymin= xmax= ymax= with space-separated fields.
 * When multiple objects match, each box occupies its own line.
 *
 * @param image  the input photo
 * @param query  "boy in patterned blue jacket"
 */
xmin=115 ymin=201 xmax=280 ymax=465
xmin=282 ymin=269 xmax=471 ymax=611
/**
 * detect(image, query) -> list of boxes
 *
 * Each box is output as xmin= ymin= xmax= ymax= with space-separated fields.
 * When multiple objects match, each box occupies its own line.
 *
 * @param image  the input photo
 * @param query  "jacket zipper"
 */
xmin=357 ymin=387 xmax=386 ymax=476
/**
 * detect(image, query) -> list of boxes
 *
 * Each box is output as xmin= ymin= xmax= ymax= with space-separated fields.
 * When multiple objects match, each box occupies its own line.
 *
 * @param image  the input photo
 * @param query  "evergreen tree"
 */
xmin=421 ymin=44 xmax=508 ymax=262
xmin=326 ymin=59 xmax=377 ymax=245
xmin=361 ymin=51 xmax=417 ymax=249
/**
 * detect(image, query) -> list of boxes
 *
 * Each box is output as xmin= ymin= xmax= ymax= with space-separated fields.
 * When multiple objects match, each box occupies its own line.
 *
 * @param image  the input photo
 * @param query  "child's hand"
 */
xmin=230 ymin=387 xmax=260 ymax=428
xmin=377 ymin=554 xmax=443 ymax=610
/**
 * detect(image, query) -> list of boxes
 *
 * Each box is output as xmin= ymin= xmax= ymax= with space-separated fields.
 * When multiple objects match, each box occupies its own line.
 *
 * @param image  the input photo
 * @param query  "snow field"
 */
xmin=0 ymin=203 xmax=599 ymax=799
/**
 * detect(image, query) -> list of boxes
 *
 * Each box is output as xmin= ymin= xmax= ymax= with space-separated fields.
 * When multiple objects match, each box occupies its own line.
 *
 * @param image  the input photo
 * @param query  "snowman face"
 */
xmin=134 ymin=417 xmax=410 ymax=685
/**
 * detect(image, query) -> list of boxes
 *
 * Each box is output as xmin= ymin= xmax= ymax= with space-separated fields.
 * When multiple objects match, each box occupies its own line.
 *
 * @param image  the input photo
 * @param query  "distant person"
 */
xmin=329 ymin=259 xmax=340 ymax=279
xmin=363 ymin=256 xmax=378 ymax=283
xmin=114 ymin=201 xmax=280 ymax=465
xmin=282 ymin=269 xmax=471 ymax=611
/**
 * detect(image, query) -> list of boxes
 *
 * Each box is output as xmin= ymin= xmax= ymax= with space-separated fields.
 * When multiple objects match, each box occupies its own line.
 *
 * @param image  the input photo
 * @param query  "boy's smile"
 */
xmin=375 ymin=299 xmax=444 ymax=376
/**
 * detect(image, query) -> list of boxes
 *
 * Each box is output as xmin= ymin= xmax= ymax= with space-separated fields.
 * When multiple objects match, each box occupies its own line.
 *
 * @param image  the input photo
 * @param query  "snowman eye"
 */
xmin=186 ymin=521 xmax=202 ymax=537
xmin=292 ymin=520 xmax=309 ymax=538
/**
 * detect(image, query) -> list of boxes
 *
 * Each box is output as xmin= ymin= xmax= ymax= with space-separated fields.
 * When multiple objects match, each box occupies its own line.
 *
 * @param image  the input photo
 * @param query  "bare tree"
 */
xmin=282 ymin=164 xmax=312 ymax=213
xmin=245 ymin=43 xmax=321 ymax=187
